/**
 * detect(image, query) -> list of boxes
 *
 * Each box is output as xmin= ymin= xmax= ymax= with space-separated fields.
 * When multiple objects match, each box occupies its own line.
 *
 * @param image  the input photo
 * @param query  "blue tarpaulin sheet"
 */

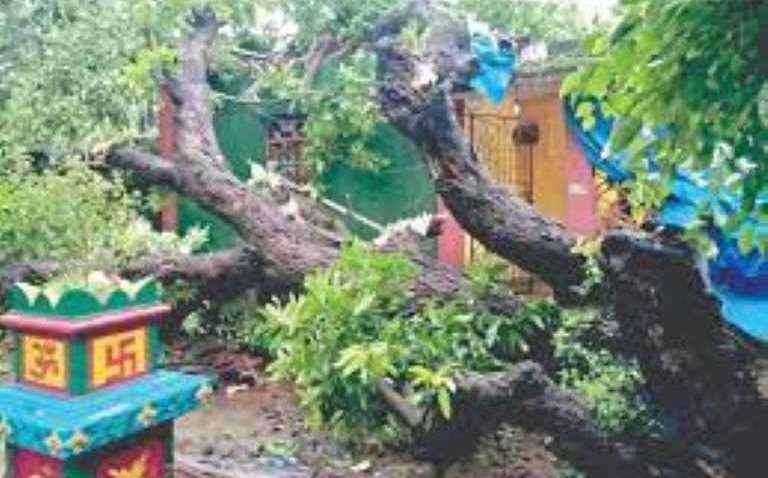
xmin=465 ymin=33 xmax=768 ymax=341
xmin=469 ymin=32 xmax=517 ymax=105
xmin=564 ymin=101 xmax=768 ymax=341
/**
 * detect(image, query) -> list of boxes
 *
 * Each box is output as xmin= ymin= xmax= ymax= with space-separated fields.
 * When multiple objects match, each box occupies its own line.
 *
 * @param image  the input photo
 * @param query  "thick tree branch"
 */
xmin=384 ymin=361 xmax=646 ymax=477
xmin=0 ymin=246 xmax=268 ymax=320
xmin=122 ymin=246 xmax=270 ymax=298
xmin=375 ymin=44 xmax=586 ymax=301
xmin=166 ymin=7 xmax=227 ymax=168
xmin=375 ymin=379 xmax=426 ymax=429
xmin=602 ymin=231 xmax=768 ymax=476
xmin=0 ymin=260 xmax=64 ymax=300
xmin=105 ymin=148 xmax=181 ymax=187
xmin=303 ymin=34 xmax=351 ymax=85
xmin=106 ymin=147 xmax=338 ymax=291
xmin=0 ymin=246 xmax=299 ymax=340
xmin=302 ymin=0 xmax=438 ymax=85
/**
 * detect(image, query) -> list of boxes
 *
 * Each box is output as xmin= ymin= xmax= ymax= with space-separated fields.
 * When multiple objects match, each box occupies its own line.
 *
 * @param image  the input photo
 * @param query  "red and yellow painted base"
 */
xmin=7 ymin=424 xmax=173 ymax=478
xmin=0 ymin=279 xmax=209 ymax=478
xmin=2 ymin=306 xmax=166 ymax=396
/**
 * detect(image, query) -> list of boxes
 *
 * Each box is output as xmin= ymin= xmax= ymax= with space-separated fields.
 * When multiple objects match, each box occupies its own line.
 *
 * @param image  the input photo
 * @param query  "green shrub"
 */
xmin=553 ymin=308 xmax=655 ymax=435
xmin=251 ymin=242 xmax=555 ymax=444
xmin=0 ymin=161 xmax=207 ymax=267
xmin=229 ymin=244 xmax=650 ymax=445
xmin=182 ymin=290 xmax=265 ymax=344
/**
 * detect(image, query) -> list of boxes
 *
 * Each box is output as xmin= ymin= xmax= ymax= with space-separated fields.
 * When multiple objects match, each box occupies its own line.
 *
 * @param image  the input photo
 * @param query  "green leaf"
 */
xmin=575 ymin=101 xmax=596 ymax=127
xmin=610 ymin=117 xmax=643 ymax=153
xmin=759 ymin=82 xmax=768 ymax=128
xmin=584 ymin=65 xmax=611 ymax=96
xmin=738 ymin=224 xmax=755 ymax=255
xmin=560 ymin=72 xmax=584 ymax=97
xmin=437 ymin=388 xmax=452 ymax=420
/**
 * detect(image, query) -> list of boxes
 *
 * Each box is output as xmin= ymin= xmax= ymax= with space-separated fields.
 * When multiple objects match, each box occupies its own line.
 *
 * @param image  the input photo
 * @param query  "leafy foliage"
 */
xmin=0 ymin=161 xmax=206 ymax=266
xmin=553 ymin=308 xmax=655 ymax=435
xmin=564 ymin=0 xmax=768 ymax=249
xmin=0 ymin=0 xmax=604 ymax=180
xmin=249 ymin=243 xmax=555 ymax=443
xmin=245 ymin=0 xmax=600 ymax=180
xmin=0 ymin=0 xmax=256 ymax=167
xmin=572 ymin=236 xmax=605 ymax=294
xmin=224 ymin=246 xmax=649 ymax=443
xmin=255 ymin=51 xmax=384 ymax=176
xmin=259 ymin=0 xmax=397 ymax=45
xmin=236 ymin=0 xmax=407 ymax=178
xmin=453 ymin=0 xmax=590 ymax=41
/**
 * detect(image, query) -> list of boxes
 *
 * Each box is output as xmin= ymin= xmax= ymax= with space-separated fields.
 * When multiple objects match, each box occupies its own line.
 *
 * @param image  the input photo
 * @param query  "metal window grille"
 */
xmin=464 ymin=111 xmax=543 ymax=295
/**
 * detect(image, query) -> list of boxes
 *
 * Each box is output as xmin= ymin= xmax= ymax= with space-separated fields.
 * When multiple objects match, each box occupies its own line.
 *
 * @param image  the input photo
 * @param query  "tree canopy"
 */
xmin=565 ymin=0 xmax=768 ymax=251
xmin=0 ymin=2 xmax=766 ymax=476
xmin=0 ymin=0 xmax=255 ymax=167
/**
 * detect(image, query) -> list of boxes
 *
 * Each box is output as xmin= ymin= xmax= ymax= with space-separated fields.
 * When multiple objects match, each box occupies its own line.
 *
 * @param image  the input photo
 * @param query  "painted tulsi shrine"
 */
xmin=0 ymin=278 xmax=210 ymax=477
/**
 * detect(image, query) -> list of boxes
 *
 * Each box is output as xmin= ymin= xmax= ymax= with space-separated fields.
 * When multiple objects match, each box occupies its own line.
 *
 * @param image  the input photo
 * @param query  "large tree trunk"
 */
xmin=376 ymin=44 xmax=585 ymax=302
xmin=602 ymin=232 xmax=767 ymax=476
xmin=3 ymin=5 xmax=766 ymax=477
xmin=371 ymin=20 xmax=767 ymax=476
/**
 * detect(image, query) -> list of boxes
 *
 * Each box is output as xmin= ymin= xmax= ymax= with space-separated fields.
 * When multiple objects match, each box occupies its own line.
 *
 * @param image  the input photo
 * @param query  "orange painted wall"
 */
xmin=519 ymin=95 xmax=568 ymax=222
xmin=463 ymin=78 xmax=571 ymax=226
xmin=451 ymin=76 xmax=601 ymax=268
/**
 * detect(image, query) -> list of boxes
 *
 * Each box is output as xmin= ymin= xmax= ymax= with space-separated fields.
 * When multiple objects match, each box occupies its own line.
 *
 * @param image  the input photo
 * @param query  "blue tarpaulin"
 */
xmin=469 ymin=32 xmax=517 ymax=105
xmin=465 ymin=33 xmax=768 ymax=341
xmin=563 ymin=101 xmax=768 ymax=341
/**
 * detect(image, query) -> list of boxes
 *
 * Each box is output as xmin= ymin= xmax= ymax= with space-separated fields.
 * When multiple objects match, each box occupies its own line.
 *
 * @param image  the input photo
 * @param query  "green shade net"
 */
xmin=322 ymin=124 xmax=435 ymax=239
xmin=178 ymin=100 xmax=436 ymax=249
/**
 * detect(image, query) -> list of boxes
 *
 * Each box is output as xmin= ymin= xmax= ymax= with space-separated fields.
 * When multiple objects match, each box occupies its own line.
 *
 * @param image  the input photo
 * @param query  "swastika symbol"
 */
xmin=91 ymin=328 xmax=147 ymax=388
xmin=104 ymin=337 xmax=138 ymax=383
xmin=29 ymin=342 xmax=60 ymax=380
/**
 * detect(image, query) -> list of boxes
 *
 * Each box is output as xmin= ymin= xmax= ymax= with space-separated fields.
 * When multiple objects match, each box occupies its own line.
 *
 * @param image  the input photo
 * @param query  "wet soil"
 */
xmin=0 ymin=336 xmax=562 ymax=477
xmin=171 ymin=340 xmax=562 ymax=478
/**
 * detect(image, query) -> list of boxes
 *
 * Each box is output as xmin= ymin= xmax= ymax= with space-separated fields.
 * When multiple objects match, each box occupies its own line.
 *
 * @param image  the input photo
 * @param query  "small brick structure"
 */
xmin=0 ymin=277 xmax=210 ymax=477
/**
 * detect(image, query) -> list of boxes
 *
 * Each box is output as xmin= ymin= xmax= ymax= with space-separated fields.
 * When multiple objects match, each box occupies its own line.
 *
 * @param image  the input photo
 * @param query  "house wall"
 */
xmin=565 ymin=123 xmax=601 ymax=234
xmin=462 ymin=77 xmax=570 ymax=224
xmin=438 ymin=76 xmax=600 ymax=270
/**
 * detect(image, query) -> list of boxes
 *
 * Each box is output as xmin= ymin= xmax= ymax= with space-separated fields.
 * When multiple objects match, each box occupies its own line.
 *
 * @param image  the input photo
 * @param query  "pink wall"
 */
xmin=436 ymin=199 xmax=466 ymax=267
xmin=564 ymin=128 xmax=600 ymax=235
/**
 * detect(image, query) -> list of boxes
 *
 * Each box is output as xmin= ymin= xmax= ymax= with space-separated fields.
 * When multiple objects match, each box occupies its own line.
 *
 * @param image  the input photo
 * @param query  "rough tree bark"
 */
xmin=371 ymin=17 xmax=767 ymax=476
xmin=412 ymin=362 xmax=645 ymax=477
xmin=377 ymin=63 xmax=585 ymax=301
xmin=103 ymin=8 xmax=636 ymax=474
xmin=602 ymin=232 xmax=767 ymax=477
xmin=1 ymin=4 xmax=765 ymax=477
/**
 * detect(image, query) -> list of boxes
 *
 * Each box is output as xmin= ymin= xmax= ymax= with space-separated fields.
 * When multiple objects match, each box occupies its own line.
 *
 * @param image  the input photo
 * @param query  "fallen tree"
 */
xmin=371 ymin=15 xmax=768 ymax=475
xmin=1 ymin=3 xmax=766 ymax=477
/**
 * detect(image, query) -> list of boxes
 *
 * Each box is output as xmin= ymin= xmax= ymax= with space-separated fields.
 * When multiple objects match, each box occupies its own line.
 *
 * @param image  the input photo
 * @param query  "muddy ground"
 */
xmin=171 ymin=340 xmax=567 ymax=478
xmin=0 ymin=336 xmax=565 ymax=478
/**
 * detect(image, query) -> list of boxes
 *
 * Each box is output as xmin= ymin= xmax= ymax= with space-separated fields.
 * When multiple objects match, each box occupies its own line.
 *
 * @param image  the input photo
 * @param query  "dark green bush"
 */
xmin=247 ymin=243 xmax=556 ymax=443
xmin=554 ymin=308 xmax=656 ymax=435
xmin=225 ymin=245 xmax=651 ymax=445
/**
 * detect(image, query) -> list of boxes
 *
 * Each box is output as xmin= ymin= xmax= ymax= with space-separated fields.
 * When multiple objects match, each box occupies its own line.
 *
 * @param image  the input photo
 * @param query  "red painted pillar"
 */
xmin=436 ymin=98 xmax=468 ymax=267
xmin=436 ymin=199 xmax=466 ymax=267
xmin=564 ymin=128 xmax=600 ymax=235
xmin=158 ymin=88 xmax=178 ymax=232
